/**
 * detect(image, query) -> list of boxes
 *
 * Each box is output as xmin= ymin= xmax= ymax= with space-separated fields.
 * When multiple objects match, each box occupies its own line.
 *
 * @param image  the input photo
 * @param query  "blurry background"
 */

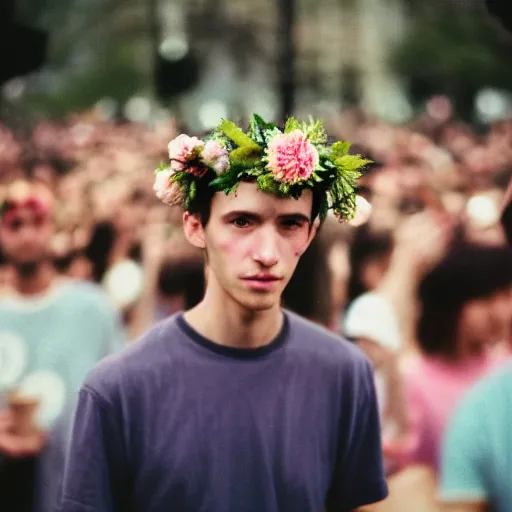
xmin=2 ymin=0 xmax=512 ymax=129
xmin=2 ymin=1 xmax=512 ymax=510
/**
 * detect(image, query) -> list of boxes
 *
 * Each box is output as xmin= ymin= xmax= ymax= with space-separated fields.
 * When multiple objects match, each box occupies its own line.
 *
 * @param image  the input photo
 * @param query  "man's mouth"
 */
xmin=241 ymin=275 xmax=282 ymax=290
xmin=243 ymin=275 xmax=281 ymax=282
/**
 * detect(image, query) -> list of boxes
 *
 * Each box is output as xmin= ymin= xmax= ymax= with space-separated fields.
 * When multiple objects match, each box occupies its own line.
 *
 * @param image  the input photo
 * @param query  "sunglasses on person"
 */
xmin=1 ymin=197 xmax=51 ymax=232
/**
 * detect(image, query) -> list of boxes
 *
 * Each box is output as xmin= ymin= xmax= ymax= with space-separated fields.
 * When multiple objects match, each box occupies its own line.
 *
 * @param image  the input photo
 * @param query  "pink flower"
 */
xmin=168 ymin=134 xmax=203 ymax=172
xmin=153 ymin=169 xmax=182 ymax=206
xmin=201 ymin=140 xmax=230 ymax=174
xmin=267 ymin=130 xmax=319 ymax=184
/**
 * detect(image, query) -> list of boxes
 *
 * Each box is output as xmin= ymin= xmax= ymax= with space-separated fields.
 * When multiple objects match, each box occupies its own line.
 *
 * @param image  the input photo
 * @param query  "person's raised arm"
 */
xmin=441 ymin=502 xmax=488 ymax=512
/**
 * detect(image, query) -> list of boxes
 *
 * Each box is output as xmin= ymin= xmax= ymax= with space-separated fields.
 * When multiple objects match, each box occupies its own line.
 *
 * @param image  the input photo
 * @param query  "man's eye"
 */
xmin=281 ymin=220 xmax=302 ymax=230
xmin=233 ymin=217 xmax=250 ymax=228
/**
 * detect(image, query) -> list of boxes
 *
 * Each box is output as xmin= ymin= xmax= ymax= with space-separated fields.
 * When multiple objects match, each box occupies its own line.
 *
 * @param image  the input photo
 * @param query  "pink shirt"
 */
xmin=403 ymin=351 xmax=508 ymax=473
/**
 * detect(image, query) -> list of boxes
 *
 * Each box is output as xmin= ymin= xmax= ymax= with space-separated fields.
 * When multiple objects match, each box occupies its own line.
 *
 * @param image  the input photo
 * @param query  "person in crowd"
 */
xmin=344 ymin=210 xmax=452 ymax=474
xmin=403 ymin=242 xmax=512 ymax=474
xmin=345 ymin=224 xmax=393 ymax=307
xmin=438 ymin=180 xmax=512 ymax=512
xmin=154 ymin=257 xmax=205 ymax=319
xmin=57 ymin=115 xmax=388 ymax=512
xmin=0 ymin=178 xmax=124 ymax=512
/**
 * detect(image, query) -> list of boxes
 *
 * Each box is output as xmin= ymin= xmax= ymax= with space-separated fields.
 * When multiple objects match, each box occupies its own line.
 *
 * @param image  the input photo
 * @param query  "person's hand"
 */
xmin=393 ymin=210 xmax=453 ymax=275
xmin=0 ymin=410 xmax=46 ymax=459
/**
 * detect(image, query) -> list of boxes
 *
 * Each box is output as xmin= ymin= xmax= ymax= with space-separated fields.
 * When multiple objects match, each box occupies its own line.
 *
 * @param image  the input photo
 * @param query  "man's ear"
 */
xmin=299 ymin=218 xmax=320 ymax=255
xmin=183 ymin=212 xmax=206 ymax=249
xmin=308 ymin=218 xmax=320 ymax=242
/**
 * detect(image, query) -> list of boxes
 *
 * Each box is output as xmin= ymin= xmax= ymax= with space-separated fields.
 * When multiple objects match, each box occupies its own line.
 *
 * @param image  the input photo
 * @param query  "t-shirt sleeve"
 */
xmin=57 ymin=386 xmax=128 ymax=512
xmin=439 ymin=390 xmax=489 ymax=504
xmin=326 ymin=359 xmax=388 ymax=511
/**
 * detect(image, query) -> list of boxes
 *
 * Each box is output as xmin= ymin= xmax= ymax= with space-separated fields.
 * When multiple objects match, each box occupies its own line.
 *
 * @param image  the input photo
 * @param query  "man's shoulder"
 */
xmin=83 ymin=315 xmax=181 ymax=398
xmin=285 ymin=310 xmax=371 ymax=371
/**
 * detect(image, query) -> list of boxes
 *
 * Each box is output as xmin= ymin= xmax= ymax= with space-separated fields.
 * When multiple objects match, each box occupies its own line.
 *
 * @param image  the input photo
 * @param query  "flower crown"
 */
xmin=154 ymin=114 xmax=371 ymax=222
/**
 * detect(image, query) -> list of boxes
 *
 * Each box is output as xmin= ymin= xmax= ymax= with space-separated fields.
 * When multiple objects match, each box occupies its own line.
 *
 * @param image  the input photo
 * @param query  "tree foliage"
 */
xmin=390 ymin=4 xmax=512 ymax=118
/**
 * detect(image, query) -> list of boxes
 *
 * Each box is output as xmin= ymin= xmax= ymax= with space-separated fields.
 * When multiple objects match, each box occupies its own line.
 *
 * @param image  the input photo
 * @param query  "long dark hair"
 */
xmin=418 ymin=242 xmax=512 ymax=357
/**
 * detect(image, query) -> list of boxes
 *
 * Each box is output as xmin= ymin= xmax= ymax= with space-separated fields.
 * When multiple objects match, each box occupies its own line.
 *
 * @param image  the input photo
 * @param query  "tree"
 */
xmin=390 ymin=4 xmax=512 ymax=120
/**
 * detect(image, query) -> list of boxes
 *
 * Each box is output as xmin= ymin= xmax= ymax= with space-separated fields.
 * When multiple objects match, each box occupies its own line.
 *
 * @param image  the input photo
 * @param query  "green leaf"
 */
xmin=319 ymin=197 xmax=329 ymax=221
xmin=262 ymin=127 xmax=283 ymax=144
xmin=182 ymin=180 xmax=190 ymax=210
xmin=284 ymin=117 xmax=301 ymax=133
xmin=279 ymin=183 xmax=290 ymax=195
xmin=189 ymin=179 xmax=197 ymax=201
xmin=303 ymin=117 xmax=328 ymax=144
xmin=244 ymin=168 xmax=263 ymax=177
xmin=155 ymin=161 xmax=169 ymax=174
xmin=334 ymin=154 xmax=372 ymax=174
xmin=312 ymin=173 xmax=323 ymax=182
xmin=219 ymin=119 xmax=261 ymax=150
xmin=249 ymin=114 xmax=277 ymax=145
xmin=257 ymin=173 xmax=279 ymax=194
xmin=170 ymin=171 xmax=185 ymax=183
xmin=209 ymin=174 xmax=234 ymax=189
xmin=331 ymin=141 xmax=351 ymax=159
xmin=230 ymin=146 xmax=263 ymax=166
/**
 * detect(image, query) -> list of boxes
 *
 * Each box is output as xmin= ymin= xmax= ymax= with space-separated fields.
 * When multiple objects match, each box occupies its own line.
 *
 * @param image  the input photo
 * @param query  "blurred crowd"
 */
xmin=2 ymin=96 xmax=512 ymax=510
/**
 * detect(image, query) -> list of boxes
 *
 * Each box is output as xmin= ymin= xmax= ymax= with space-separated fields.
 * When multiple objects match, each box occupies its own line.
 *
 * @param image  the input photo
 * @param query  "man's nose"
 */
xmin=252 ymin=229 xmax=280 ymax=268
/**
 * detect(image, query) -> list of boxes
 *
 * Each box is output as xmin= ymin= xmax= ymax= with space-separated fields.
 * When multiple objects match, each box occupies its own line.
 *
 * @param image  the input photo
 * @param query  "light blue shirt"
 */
xmin=440 ymin=361 xmax=512 ymax=512
xmin=0 ymin=279 xmax=124 ymax=512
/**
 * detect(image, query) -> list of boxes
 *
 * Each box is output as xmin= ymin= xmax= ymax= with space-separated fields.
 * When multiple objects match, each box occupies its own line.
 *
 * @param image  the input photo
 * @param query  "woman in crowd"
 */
xmin=402 ymin=242 xmax=512 ymax=473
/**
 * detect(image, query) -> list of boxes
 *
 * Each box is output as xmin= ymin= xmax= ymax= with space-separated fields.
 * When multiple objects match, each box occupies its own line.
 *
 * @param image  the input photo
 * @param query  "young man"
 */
xmin=0 ymin=178 xmax=123 ymax=512
xmin=58 ymin=115 xmax=388 ymax=511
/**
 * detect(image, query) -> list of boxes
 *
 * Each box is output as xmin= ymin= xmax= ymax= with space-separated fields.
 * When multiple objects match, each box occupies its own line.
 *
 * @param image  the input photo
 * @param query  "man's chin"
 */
xmin=237 ymin=293 xmax=280 ymax=313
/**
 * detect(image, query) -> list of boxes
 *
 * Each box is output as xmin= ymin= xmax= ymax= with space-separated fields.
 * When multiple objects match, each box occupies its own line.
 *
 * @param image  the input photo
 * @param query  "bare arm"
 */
xmin=377 ymin=211 xmax=452 ymax=351
xmin=381 ymin=351 xmax=409 ymax=437
xmin=441 ymin=501 xmax=489 ymax=512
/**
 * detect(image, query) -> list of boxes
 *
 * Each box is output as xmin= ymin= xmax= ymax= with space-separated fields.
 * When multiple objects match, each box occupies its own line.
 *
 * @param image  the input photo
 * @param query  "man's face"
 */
xmin=0 ymin=195 xmax=54 ymax=267
xmin=185 ymin=182 xmax=315 ymax=312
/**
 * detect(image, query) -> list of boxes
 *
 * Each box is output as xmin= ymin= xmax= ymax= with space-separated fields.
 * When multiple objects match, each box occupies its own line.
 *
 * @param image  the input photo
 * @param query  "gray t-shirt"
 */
xmin=57 ymin=311 xmax=387 ymax=512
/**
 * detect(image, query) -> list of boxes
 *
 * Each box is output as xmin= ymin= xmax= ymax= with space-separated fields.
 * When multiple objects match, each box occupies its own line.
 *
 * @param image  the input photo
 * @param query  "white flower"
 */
xmin=349 ymin=195 xmax=372 ymax=226
xmin=201 ymin=140 xmax=230 ymax=175
xmin=153 ymin=169 xmax=182 ymax=206
xmin=167 ymin=134 xmax=203 ymax=171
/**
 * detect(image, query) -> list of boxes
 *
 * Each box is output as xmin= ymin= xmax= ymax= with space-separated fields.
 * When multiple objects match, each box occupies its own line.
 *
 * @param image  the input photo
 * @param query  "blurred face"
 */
xmin=184 ymin=182 xmax=315 ymax=312
xmin=458 ymin=290 xmax=512 ymax=353
xmin=361 ymin=253 xmax=391 ymax=291
xmin=0 ymin=203 xmax=54 ymax=267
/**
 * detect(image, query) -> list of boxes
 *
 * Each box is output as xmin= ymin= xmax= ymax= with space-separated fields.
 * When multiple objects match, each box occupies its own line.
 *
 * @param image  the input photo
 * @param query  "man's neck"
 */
xmin=13 ymin=261 xmax=56 ymax=296
xmin=184 ymin=285 xmax=283 ymax=350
